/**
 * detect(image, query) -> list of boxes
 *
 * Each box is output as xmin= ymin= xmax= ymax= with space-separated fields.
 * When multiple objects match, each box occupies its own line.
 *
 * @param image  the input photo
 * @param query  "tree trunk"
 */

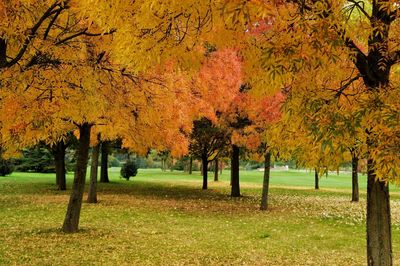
xmin=220 ymin=162 xmax=223 ymax=175
xmin=202 ymin=154 xmax=208 ymax=190
xmin=87 ymin=143 xmax=100 ymax=203
xmin=189 ymin=156 xmax=193 ymax=175
xmin=62 ymin=123 xmax=91 ymax=233
xmin=100 ymin=141 xmax=109 ymax=183
xmin=231 ymin=145 xmax=240 ymax=197
xmin=260 ymin=151 xmax=271 ymax=210
xmin=0 ymin=38 xmax=7 ymax=67
xmin=367 ymin=158 xmax=392 ymax=265
xmin=54 ymin=141 xmax=66 ymax=191
xmin=214 ymin=157 xmax=219 ymax=182
xmin=352 ymin=154 xmax=359 ymax=202
xmin=314 ymin=168 xmax=319 ymax=190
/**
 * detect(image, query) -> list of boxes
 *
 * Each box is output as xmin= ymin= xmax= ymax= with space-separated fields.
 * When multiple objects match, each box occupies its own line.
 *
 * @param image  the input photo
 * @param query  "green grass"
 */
xmin=0 ymin=168 xmax=399 ymax=265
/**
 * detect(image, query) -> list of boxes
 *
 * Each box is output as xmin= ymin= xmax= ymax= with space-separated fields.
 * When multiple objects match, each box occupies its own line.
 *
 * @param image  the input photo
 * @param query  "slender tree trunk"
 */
xmin=214 ymin=157 xmax=219 ymax=182
xmin=260 ymin=151 xmax=271 ymax=211
xmin=231 ymin=145 xmax=240 ymax=197
xmin=100 ymin=141 xmax=109 ymax=183
xmin=62 ymin=123 xmax=91 ymax=233
xmin=189 ymin=156 xmax=193 ymax=175
xmin=220 ymin=162 xmax=223 ymax=175
xmin=314 ymin=168 xmax=319 ymax=190
xmin=367 ymin=158 xmax=392 ymax=265
xmin=202 ymin=154 xmax=208 ymax=190
xmin=352 ymin=154 xmax=359 ymax=202
xmin=54 ymin=141 xmax=66 ymax=191
xmin=87 ymin=143 xmax=100 ymax=203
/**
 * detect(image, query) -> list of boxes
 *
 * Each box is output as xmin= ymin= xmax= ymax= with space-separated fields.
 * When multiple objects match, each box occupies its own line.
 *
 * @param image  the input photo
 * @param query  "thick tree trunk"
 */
xmin=62 ymin=123 xmax=91 ymax=233
xmin=231 ymin=145 xmax=240 ymax=197
xmin=260 ymin=151 xmax=271 ymax=211
xmin=202 ymin=154 xmax=208 ymax=190
xmin=100 ymin=141 xmax=109 ymax=183
xmin=314 ymin=168 xmax=319 ymax=190
xmin=367 ymin=158 xmax=392 ymax=265
xmin=214 ymin=157 xmax=219 ymax=182
xmin=54 ymin=141 xmax=66 ymax=191
xmin=87 ymin=143 xmax=100 ymax=203
xmin=352 ymin=155 xmax=359 ymax=202
xmin=189 ymin=156 xmax=193 ymax=175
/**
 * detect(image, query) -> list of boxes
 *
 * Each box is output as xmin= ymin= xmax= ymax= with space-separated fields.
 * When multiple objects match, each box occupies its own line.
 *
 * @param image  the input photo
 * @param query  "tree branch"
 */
xmin=55 ymin=28 xmax=117 ymax=45
xmin=44 ymin=8 xmax=63 ymax=40
xmin=2 ymin=1 xmax=64 ymax=68
xmin=347 ymin=0 xmax=371 ymax=20
xmin=333 ymin=73 xmax=363 ymax=99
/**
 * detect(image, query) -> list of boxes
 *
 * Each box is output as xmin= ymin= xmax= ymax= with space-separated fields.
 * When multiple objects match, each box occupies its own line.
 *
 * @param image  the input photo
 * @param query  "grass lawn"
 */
xmin=0 ymin=168 xmax=399 ymax=265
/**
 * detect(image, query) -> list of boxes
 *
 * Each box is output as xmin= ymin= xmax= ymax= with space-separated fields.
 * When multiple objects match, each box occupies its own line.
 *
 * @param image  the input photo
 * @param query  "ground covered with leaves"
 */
xmin=0 ymin=169 xmax=399 ymax=265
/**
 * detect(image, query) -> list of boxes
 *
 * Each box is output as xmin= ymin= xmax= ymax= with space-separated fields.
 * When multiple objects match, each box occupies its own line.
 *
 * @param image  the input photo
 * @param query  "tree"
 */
xmin=213 ymin=157 xmax=219 ymax=181
xmin=260 ymin=151 xmax=271 ymax=211
xmin=51 ymin=140 xmax=67 ymax=191
xmin=100 ymin=141 xmax=110 ymax=183
xmin=87 ymin=135 xmax=100 ymax=203
xmin=189 ymin=118 xmax=228 ymax=189
xmin=226 ymin=0 xmax=400 ymax=263
xmin=0 ymin=0 xmax=215 ymax=233
xmin=15 ymin=144 xmax=55 ymax=173
xmin=314 ymin=168 xmax=319 ymax=190
xmin=0 ymin=148 xmax=13 ymax=176
xmin=62 ymin=123 xmax=91 ymax=232
xmin=230 ymin=144 xmax=241 ymax=197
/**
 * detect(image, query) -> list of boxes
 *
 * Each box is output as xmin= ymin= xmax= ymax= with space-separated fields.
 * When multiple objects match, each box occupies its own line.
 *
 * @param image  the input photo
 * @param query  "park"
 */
xmin=0 ymin=1 xmax=399 ymax=265
xmin=1 ymin=168 xmax=399 ymax=265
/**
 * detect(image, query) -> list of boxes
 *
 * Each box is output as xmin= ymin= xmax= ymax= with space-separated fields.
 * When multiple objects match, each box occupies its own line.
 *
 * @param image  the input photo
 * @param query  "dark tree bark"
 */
xmin=87 ymin=143 xmax=100 ymax=203
xmin=53 ymin=140 xmax=66 ymax=191
xmin=214 ymin=157 xmax=219 ymax=182
xmin=0 ymin=39 xmax=7 ymax=67
xmin=201 ymin=154 xmax=208 ymax=190
xmin=62 ymin=123 xmax=91 ymax=233
xmin=189 ymin=156 xmax=193 ymax=175
xmin=314 ymin=168 xmax=319 ymax=190
xmin=100 ymin=141 xmax=109 ymax=183
xmin=352 ymin=154 xmax=359 ymax=202
xmin=231 ymin=145 xmax=240 ymax=197
xmin=260 ymin=151 xmax=271 ymax=211
xmin=367 ymin=158 xmax=392 ymax=265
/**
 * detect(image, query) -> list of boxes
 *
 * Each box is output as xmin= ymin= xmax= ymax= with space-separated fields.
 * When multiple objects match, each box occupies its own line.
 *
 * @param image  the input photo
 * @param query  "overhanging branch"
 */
xmin=2 ymin=1 xmax=65 ymax=69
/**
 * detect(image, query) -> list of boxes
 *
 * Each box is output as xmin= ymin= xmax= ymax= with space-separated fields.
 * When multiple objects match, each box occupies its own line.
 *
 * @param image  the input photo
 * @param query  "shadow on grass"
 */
xmin=97 ymin=180 xmax=236 ymax=202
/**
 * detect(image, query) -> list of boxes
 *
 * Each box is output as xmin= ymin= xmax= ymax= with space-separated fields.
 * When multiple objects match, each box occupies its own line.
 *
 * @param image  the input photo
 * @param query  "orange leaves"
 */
xmin=195 ymin=48 xmax=243 ymax=121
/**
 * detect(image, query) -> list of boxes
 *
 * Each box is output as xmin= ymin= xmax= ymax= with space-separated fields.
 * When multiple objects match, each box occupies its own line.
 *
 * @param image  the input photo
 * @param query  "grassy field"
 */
xmin=0 ymin=168 xmax=399 ymax=265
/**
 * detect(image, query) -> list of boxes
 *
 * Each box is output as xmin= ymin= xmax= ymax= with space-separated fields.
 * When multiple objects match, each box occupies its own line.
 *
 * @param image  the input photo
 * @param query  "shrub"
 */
xmin=120 ymin=160 xmax=138 ymax=180
xmin=0 ymin=159 xmax=14 ymax=176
